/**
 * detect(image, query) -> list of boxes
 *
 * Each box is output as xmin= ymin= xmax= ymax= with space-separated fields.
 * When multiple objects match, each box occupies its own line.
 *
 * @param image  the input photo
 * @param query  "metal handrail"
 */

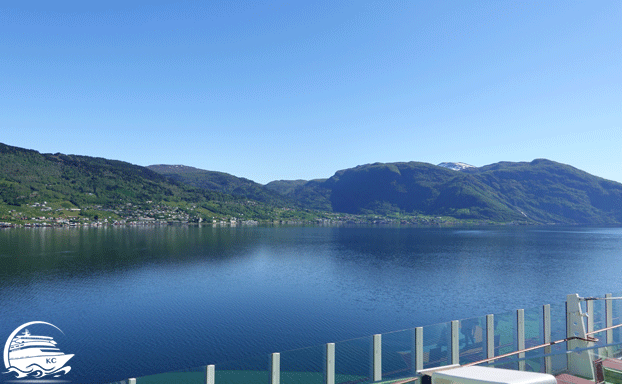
xmin=581 ymin=296 xmax=622 ymax=301
xmin=586 ymin=322 xmax=622 ymax=336
xmin=461 ymin=335 xmax=600 ymax=368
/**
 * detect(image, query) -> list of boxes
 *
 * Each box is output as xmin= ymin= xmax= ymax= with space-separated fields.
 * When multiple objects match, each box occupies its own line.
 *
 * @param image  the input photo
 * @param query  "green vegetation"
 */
xmin=267 ymin=160 xmax=622 ymax=225
xmin=0 ymin=143 xmax=317 ymax=225
xmin=265 ymin=179 xmax=332 ymax=211
xmin=3 ymin=142 xmax=622 ymax=226
xmin=148 ymin=165 xmax=296 ymax=207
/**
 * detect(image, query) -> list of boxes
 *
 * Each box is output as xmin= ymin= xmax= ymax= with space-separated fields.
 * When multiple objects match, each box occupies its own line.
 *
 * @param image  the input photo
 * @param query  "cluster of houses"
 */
xmin=1 ymin=201 xmax=259 ymax=228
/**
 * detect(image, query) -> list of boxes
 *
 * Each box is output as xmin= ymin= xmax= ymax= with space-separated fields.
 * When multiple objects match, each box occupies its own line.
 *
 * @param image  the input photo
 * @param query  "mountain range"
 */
xmin=2 ymin=142 xmax=622 ymax=225
xmin=260 ymin=160 xmax=622 ymax=224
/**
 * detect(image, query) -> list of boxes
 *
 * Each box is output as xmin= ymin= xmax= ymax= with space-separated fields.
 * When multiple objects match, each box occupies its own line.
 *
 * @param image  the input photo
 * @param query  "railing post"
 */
xmin=373 ymin=334 xmax=382 ymax=382
xmin=586 ymin=299 xmax=594 ymax=334
xmin=325 ymin=343 xmax=335 ymax=384
xmin=486 ymin=314 xmax=494 ymax=362
xmin=205 ymin=364 xmax=215 ymax=384
xmin=543 ymin=304 xmax=551 ymax=374
xmin=451 ymin=320 xmax=459 ymax=365
xmin=414 ymin=327 xmax=423 ymax=373
xmin=271 ymin=352 xmax=280 ymax=384
xmin=517 ymin=309 xmax=525 ymax=371
xmin=606 ymin=293 xmax=613 ymax=345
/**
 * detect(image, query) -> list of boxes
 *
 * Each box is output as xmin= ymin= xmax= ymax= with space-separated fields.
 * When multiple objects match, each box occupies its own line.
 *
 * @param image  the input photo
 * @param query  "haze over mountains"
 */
xmin=2 ymin=142 xmax=622 ymax=225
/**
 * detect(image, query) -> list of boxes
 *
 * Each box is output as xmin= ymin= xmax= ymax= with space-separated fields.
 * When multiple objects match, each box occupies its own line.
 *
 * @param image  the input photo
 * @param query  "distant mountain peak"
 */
xmin=437 ymin=162 xmax=476 ymax=171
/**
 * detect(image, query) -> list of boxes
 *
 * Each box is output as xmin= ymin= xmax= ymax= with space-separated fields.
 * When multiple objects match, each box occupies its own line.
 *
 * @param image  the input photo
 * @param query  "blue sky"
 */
xmin=1 ymin=1 xmax=620 ymax=184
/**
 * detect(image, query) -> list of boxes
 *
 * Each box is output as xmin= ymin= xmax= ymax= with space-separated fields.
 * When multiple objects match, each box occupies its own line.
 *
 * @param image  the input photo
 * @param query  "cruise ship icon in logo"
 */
xmin=3 ymin=321 xmax=73 ymax=379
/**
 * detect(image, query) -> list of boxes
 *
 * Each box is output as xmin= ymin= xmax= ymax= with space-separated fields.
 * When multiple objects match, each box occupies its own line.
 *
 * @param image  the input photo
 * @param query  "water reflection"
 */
xmin=1 ymin=225 xmax=622 ymax=383
xmin=0 ymin=226 xmax=261 ymax=285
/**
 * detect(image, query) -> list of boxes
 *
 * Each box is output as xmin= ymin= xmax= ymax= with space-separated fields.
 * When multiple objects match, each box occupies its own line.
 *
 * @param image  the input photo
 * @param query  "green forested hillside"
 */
xmin=324 ymin=162 xmax=524 ymax=221
xmin=0 ymin=143 xmax=310 ymax=223
xmin=265 ymin=179 xmax=332 ymax=211
xmin=269 ymin=160 xmax=622 ymax=224
xmin=264 ymin=179 xmax=309 ymax=196
xmin=148 ymin=164 xmax=295 ymax=207
xmin=464 ymin=159 xmax=622 ymax=224
xmin=0 ymin=143 xmax=220 ymax=206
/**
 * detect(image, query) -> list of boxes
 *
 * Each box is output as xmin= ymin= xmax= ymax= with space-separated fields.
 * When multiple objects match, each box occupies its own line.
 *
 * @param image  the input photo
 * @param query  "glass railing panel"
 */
xmin=381 ymin=328 xmax=417 ymax=380
xmin=523 ymin=305 xmax=543 ymax=373
xmin=458 ymin=315 xmax=486 ymax=365
xmin=485 ymin=307 xmax=543 ymax=374
xmin=524 ymin=356 xmax=545 ymax=374
xmin=215 ymin=353 xmax=271 ymax=384
xmin=334 ymin=335 xmax=372 ymax=384
xmin=549 ymin=301 xmax=567 ymax=341
xmin=135 ymin=365 xmax=205 ymax=384
xmin=524 ymin=305 xmax=542 ymax=347
xmin=607 ymin=292 xmax=622 ymax=357
xmin=592 ymin=298 xmax=606 ymax=333
xmin=590 ymin=298 xmax=609 ymax=353
xmin=422 ymin=321 xmax=451 ymax=370
xmin=280 ymin=344 xmax=325 ymax=384
xmin=494 ymin=310 xmax=517 ymax=355
xmin=613 ymin=291 xmax=622 ymax=347
xmin=549 ymin=301 xmax=568 ymax=374
xmin=485 ymin=354 xmax=534 ymax=372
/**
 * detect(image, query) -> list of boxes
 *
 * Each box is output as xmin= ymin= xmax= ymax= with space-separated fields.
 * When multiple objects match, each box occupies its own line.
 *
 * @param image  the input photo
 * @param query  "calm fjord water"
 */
xmin=1 ymin=225 xmax=621 ymax=383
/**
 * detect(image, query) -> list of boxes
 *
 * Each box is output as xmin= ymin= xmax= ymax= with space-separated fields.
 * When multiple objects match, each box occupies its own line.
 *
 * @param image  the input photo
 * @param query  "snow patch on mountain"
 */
xmin=437 ymin=162 xmax=476 ymax=171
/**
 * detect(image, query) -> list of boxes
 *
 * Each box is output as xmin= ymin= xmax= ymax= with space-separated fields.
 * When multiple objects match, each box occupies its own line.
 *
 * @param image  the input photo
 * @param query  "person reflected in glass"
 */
xmin=461 ymin=318 xmax=477 ymax=348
